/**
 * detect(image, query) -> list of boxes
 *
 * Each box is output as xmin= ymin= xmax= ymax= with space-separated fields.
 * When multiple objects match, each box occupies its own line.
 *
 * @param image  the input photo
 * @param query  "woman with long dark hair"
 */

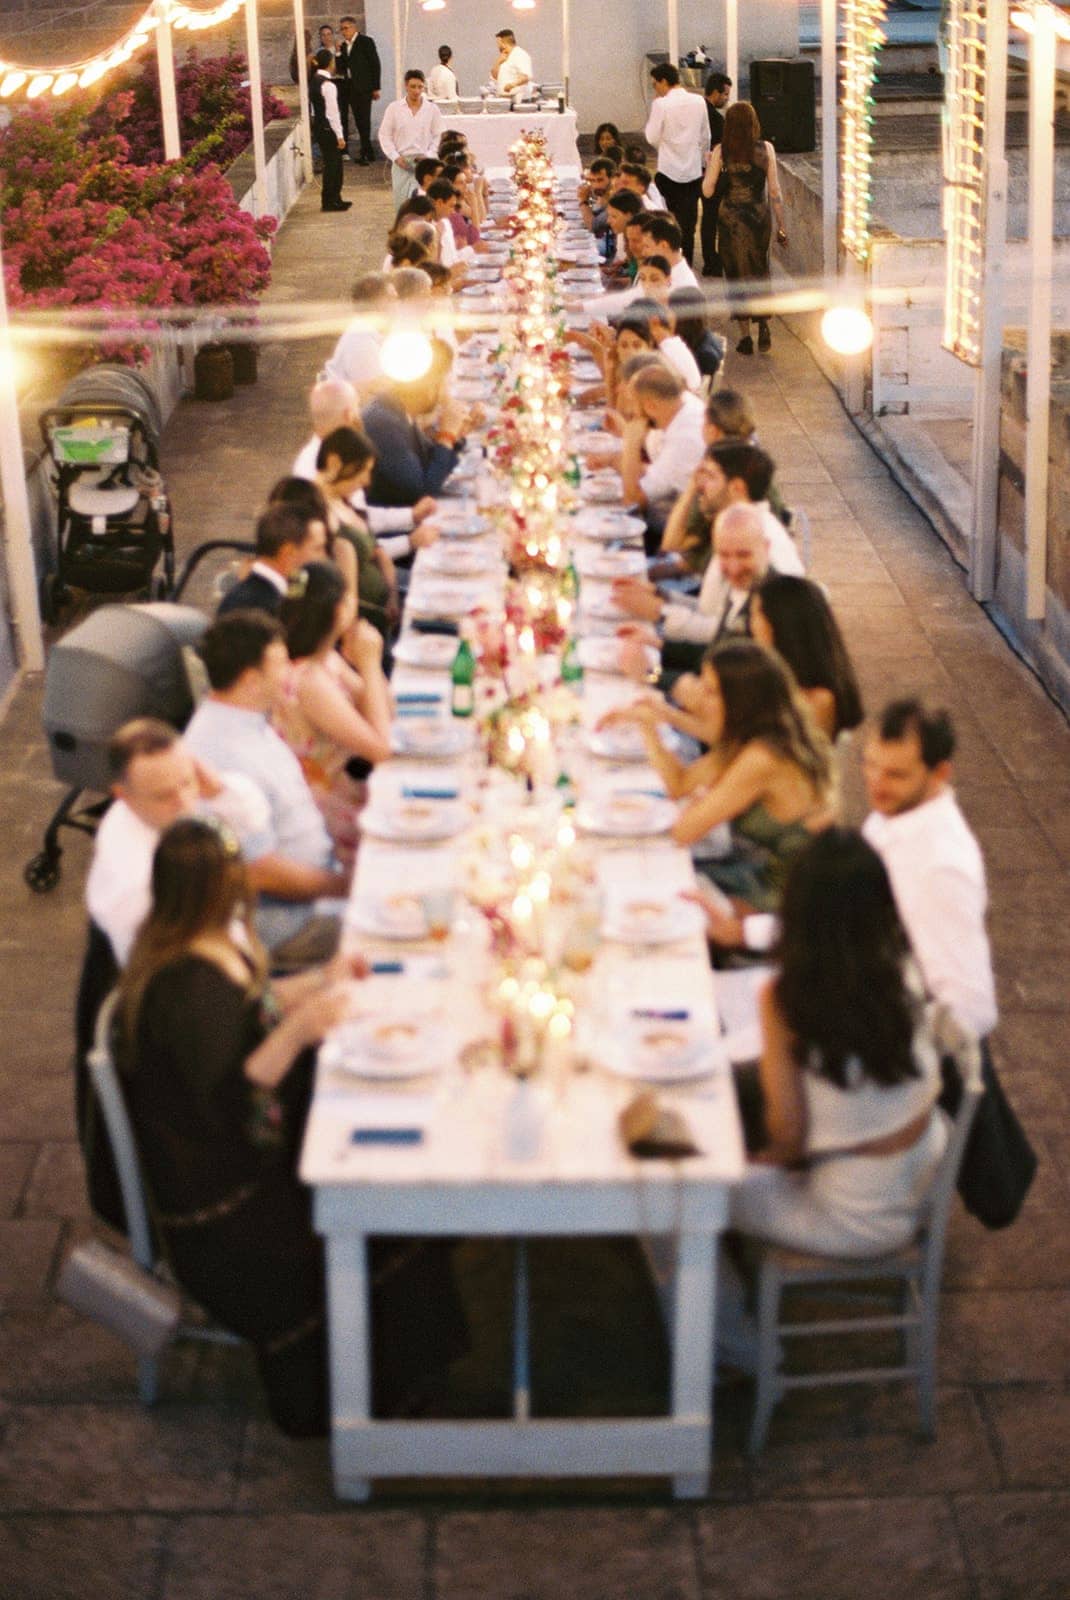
xmin=274 ymin=561 xmax=391 ymax=863
xmin=607 ymin=638 xmax=836 ymax=911
xmin=751 ymin=574 xmax=864 ymax=741
xmin=315 ymin=425 xmax=397 ymax=641
xmin=700 ymin=100 xmax=786 ymax=355
xmin=715 ymin=828 xmax=952 ymax=1368
xmin=593 ymin=121 xmax=624 ymax=165
xmin=119 ymin=819 xmax=468 ymax=1432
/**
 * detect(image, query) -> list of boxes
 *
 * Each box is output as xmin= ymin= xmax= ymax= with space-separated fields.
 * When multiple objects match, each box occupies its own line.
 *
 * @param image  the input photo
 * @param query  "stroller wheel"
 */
xmin=24 ymin=850 xmax=61 ymax=893
xmin=39 ymin=573 xmax=68 ymax=627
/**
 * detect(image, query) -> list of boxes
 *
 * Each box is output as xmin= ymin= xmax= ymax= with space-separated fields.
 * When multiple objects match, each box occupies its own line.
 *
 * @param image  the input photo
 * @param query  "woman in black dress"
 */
xmin=701 ymin=100 xmax=787 ymax=356
xmin=118 ymin=818 xmax=466 ymax=1434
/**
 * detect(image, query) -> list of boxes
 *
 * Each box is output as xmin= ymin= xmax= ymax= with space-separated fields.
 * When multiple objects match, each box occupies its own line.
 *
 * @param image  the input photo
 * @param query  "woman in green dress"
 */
xmin=701 ymin=100 xmax=788 ymax=355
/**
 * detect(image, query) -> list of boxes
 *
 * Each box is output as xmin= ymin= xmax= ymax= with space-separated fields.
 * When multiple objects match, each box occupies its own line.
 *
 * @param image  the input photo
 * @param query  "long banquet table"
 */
xmin=299 ymin=161 xmax=747 ymax=1498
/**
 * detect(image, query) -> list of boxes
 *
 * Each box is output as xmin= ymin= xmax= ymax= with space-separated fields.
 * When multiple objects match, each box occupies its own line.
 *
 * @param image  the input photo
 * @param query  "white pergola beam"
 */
xmin=244 ymin=0 xmax=269 ymax=214
xmin=821 ymin=0 xmax=837 ymax=277
xmin=154 ymin=0 xmax=181 ymax=161
xmin=293 ymin=0 xmax=313 ymax=183
xmin=0 ymin=236 xmax=43 ymax=673
xmin=1025 ymin=1 xmax=1056 ymax=620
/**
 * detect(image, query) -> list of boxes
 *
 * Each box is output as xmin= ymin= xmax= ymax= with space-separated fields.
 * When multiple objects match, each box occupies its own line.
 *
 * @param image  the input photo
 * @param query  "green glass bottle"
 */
xmin=561 ymin=636 xmax=584 ymax=689
xmin=564 ymin=454 xmax=582 ymax=490
xmin=450 ymin=637 xmax=476 ymax=717
xmin=561 ymin=559 xmax=580 ymax=602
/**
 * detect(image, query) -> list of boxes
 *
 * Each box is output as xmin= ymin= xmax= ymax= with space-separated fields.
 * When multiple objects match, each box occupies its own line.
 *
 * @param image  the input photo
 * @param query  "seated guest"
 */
xmin=118 ymin=817 xmax=467 ymax=1433
xmin=618 ymin=160 xmax=668 ymax=212
xmin=619 ymin=360 xmax=706 ymax=532
xmin=862 ymin=701 xmax=997 ymax=1042
xmin=86 ymin=719 xmax=268 ymax=966
xmin=637 ymin=212 xmax=700 ymax=289
xmin=292 ymin=379 xmax=440 ymax=562
xmin=218 ymin=504 xmax=329 ymax=617
xmin=601 ymin=189 xmax=645 ymax=282
xmin=605 ymin=637 xmax=836 ymax=911
xmin=660 ymin=439 xmax=803 ymax=579
xmin=636 ymin=253 xmax=672 ymax=302
xmin=414 ymin=156 xmax=443 ymax=191
xmin=362 ymin=336 xmax=475 ymax=508
xmin=386 ymin=231 xmax=433 ymax=270
xmin=711 ymin=828 xmax=952 ymax=1373
xmin=578 ymin=156 xmax=618 ymax=248
xmin=324 ymin=271 xmax=397 ymax=398
xmin=751 ymin=574 xmax=864 ymax=742
xmin=668 ymin=286 xmax=726 ymax=382
xmin=593 ymin=121 xmax=624 ymax=166
xmin=441 ymin=171 xmax=483 ymax=250
xmin=274 ymin=562 xmax=392 ymax=864
xmin=425 ymin=178 xmax=470 ymax=266
xmin=183 ymin=612 xmax=350 ymax=953
xmin=314 ymin=426 xmax=397 ymax=641
xmin=629 ymin=296 xmax=702 ymax=391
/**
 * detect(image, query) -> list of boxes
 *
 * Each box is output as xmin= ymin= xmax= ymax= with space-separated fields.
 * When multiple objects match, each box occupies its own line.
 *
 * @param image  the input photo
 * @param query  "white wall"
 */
xmin=365 ymin=0 xmax=798 ymax=138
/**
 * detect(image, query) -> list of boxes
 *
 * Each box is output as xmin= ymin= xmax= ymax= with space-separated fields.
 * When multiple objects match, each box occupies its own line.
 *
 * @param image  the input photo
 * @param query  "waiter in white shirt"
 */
xmin=490 ymin=28 xmax=533 ymax=99
xmin=645 ymin=62 xmax=710 ymax=266
xmin=378 ymin=69 xmax=444 ymax=208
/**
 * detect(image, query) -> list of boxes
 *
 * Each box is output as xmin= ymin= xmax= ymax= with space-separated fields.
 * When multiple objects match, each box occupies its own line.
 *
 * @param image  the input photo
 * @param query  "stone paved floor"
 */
xmin=2 ymin=166 xmax=1070 ymax=1599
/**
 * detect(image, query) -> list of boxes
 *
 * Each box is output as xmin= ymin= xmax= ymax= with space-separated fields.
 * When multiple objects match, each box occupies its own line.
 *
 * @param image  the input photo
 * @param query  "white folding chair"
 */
xmin=745 ymin=1058 xmax=983 ymax=1456
xmin=87 ymin=993 xmax=240 ymax=1405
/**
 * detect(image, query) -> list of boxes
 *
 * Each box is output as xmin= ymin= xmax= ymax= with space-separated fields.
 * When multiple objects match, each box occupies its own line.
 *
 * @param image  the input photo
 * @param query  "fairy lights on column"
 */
xmin=840 ymin=0 xmax=887 ymax=263
xmin=942 ymin=2 xmax=990 ymax=363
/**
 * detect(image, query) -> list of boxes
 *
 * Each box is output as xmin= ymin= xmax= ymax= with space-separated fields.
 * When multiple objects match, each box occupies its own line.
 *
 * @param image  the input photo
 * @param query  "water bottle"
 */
xmin=451 ymin=637 xmax=476 ymax=717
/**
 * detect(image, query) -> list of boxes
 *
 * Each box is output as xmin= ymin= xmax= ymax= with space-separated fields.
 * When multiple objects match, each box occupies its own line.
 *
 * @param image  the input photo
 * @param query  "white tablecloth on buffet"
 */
xmin=441 ymin=109 xmax=580 ymax=174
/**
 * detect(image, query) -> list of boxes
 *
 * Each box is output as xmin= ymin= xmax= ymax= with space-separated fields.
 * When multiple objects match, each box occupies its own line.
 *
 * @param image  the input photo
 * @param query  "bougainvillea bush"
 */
xmin=0 ymin=74 xmax=277 ymax=359
xmin=88 ymin=46 xmax=289 ymax=171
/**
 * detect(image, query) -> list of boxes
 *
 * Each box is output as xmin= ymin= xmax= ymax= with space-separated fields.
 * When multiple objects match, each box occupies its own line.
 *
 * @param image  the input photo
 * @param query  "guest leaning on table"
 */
xmin=702 ymin=828 xmax=956 ymax=1373
xmin=118 ymin=817 xmax=467 ymax=1435
xmin=749 ymin=574 xmax=865 ymax=744
xmin=603 ymin=638 xmax=836 ymax=913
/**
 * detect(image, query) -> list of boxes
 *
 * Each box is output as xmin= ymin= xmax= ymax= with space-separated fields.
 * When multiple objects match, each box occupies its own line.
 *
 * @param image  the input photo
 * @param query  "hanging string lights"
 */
xmin=0 ymin=0 xmax=246 ymax=103
xmin=840 ymin=0 xmax=888 ymax=263
xmin=941 ymin=2 xmax=990 ymax=364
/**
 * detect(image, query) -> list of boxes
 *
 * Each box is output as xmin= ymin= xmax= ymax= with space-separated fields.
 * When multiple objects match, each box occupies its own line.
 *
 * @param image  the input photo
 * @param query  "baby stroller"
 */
xmin=38 ymin=366 xmax=175 ymax=623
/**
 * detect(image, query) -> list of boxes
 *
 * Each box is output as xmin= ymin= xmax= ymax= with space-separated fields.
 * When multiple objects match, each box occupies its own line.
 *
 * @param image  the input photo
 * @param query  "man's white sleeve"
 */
xmin=323 ymin=78 xmax=343 ymax=142
xmin=644 ymin=98 xmax=664 ymax=150
xmin=378 ymin=104 xmax=400 ymax=163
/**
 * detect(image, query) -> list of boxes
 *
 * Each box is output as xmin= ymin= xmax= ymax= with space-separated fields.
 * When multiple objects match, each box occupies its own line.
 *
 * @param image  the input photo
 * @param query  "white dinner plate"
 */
xmin=348 ymin=892 xmax=429 ymax=941
xmin=582 ymin=592 xmax=629 ymax=622
xmin=583 ymin=722 xmax=649 ymax=761
xmin=390 ymin=717 xmax=473 ymax=758
xmin=581 ymin=474 xmax=624 ymax=505
xmin=574 ymin=431 xmax=620 ymax=456
xmin=360 ymin=798 xmax=468 ymax=843
xmin=576 ymin=636 xmax=658 ymax=676
xmin=321 ymin=1016 xmax=445 ymax=1080
xmin=393 ymin=633 xmax=459 ymax=670
xmin=601 ymin=1022 xmax=718 ymax=1086
xmin=575 ymin=548 xmax=646 ymax=581
xmin=575 ymin=793 xmax=676 ymax=837
xmin=453 ymin=377 xmax=497 ymax=403
xmin=570 ymin=509 xmax=645 ymax=542
xmin=422 ymin=544 xmax=501 ymax=577
xmin=409 ymin=580 xmax=488 ymax=617
xmin=602 ymin=896 xmax=705 ymax=945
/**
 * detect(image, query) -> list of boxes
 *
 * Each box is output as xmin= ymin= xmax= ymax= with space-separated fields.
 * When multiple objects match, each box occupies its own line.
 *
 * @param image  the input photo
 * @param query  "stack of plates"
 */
xmin=575 ymin=791 xmax=676 ymax=837
xmin=390 ymin=717 xmax=474 ymax=759
xmin=361 ymin=797 xmax=468 ymax=843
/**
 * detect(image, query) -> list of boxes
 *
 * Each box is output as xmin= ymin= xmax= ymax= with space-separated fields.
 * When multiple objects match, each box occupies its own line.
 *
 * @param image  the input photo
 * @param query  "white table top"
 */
xmin=300 ymin=508 xmax=747 ymax=1219
xmin=440 ymin=108 xmax=580 ymax=176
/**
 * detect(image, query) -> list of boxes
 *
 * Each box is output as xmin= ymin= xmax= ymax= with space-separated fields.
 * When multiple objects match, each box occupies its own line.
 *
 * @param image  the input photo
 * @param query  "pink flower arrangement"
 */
xmin=0 ymin=81 xmax=277 ymax=361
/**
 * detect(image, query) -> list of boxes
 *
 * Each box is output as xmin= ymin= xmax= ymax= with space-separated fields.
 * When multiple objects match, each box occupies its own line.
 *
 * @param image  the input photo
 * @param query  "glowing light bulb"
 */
xmin=26 ymin=74 xmax=54 ymax=98
xmin=52 ymin=72 xmax=79 ymax=96
xmin=79 ymin=61 xmax=108 ymax=88
xmin=379 ymin=328 xmax=433 ymax=382
xmin=0 ymin=71 xmax=27 ymax=97
xmin=421 ymin=0 xmax=446 ymax=10
xmin=821 ymin=305 xmax=874 ymax=356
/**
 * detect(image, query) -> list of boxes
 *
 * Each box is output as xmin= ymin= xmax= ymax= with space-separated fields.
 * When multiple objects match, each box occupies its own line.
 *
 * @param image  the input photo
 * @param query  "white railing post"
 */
xmin=821 ymin=0 xmax=838 ymax=278
xmin=1025 ymin=1 xmax=1056 ymax=621
xmin=293 ymin=0 xmax=313 ymax=183
xmin=0 ymin=233 xmax=44 ymax=674
xmin=154 ymin=0 xmax=182 ymax=161
xmin=244 ymin=0 xmax=269 ymax=216
xmin=726 ymin=0 xmax=738 ymax=96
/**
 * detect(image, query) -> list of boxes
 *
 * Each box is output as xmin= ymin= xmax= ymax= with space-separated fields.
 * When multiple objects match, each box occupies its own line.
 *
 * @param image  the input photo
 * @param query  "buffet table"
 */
xmin=440 ymin=108 xmax=580 ymax=173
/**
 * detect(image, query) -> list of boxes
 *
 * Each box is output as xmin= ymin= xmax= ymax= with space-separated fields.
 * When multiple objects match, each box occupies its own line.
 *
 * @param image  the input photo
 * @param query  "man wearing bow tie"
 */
xmin=337 ymin=14 xmax=381 ymax=165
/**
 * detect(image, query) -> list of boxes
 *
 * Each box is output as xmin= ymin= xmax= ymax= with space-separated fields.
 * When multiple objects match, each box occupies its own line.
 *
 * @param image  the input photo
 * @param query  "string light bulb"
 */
xmin=420 ymin=0 xmax=446 ymax=10
xmin=821 ymin=306 xmax=874 ymax=356
xmin=380 ymin=329 xmax=434 ymax=383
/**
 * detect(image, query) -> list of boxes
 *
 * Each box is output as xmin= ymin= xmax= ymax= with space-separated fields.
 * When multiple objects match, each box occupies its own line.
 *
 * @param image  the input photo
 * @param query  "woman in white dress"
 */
xmin=710 ymin=828 xmax=952 ymax=1370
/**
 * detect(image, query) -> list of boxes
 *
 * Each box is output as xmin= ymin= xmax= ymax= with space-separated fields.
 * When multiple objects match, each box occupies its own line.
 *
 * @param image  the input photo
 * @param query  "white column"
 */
xmin=968 ymin=0 xmax=1009 ymax=603
xmin=392 ymin=0 xmax=403 ymax=99
xmin=561 ymin=0 xmax=570 ymax=102
xmin=293 ymin=0 xmax=313 ymax=183
xmin=725 ymin=0 xmax=738 ymax=96
xmin=668 ymin=0 xmax=679 ymax=71
xmin=244 ymin=0 xmax=269 ymax=215
xmin=821 ymin=0 xmax=838 ymax=278
xmin=0 ymin=235 xmax=44 ymax=674
xmin=154 ymin=0 xmax=182 ymax=161
xmin=1025 ymin=2 xmax=1056 ymax=621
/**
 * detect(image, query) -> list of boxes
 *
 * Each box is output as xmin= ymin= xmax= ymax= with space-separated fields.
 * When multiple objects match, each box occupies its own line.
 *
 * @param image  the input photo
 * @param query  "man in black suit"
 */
xmin=217 ymin=505 xmax=328 ymax=617
xmin=700 ymin=71 xmax=731 ymax=277
xmin=337 ymin=14 xmax=381 ymax=165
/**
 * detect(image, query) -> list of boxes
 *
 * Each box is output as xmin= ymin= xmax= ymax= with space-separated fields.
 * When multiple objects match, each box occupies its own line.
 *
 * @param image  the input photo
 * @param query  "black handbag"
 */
xmin=940 ymin=1043 xmax=1037 ymax=1229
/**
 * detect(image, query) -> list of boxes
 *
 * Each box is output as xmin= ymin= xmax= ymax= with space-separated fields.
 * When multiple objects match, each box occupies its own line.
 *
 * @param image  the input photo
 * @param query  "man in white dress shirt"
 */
xmin=378 ymin=69 xmax=444 ymax=209
xmin=86 ymin=719 xmax=269 ymax=966
xmin=645 ymin=62 xmax=710 ymax=266
xmin=637 ymin=213 xmax=700 ymax=290
xmin=862 ymin=700 xmax=998 ymax=1042
xmin=490 ymin=29 xmax=533 ymax=99
xmin=620 ymin=361 xmax=706 ymax=522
